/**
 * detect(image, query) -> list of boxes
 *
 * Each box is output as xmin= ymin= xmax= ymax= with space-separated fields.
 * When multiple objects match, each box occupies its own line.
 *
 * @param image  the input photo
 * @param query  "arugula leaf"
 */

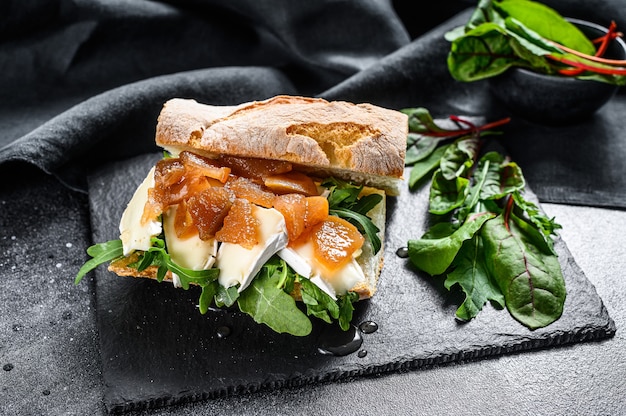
xmin=338 ymin=292 xmax=359 ymax=331
xmin=76 ymin=237 xmax=220 ymax=309
xmin=77 ymin=229 xmax=364 ymax=336
xmin=142 ymin=237 xmax=220 ymax=289
xmin=76 ymin=175 xmax=383 ymax=336
xmin=215 ymin=285 xmax=239 ymax=308
xmin=75 ymin=239 xmax=124 ymax=284
xmin=199 ymin=282 xmax=218 ymax=314
xmin=299 ymin=277 xmax=339 ymax=324
xmin=298 ymin=277 xmax=359 ymax=331
xmin=237 ymin=259 xmax=312 ymax=336
xmin=322 ymin=177 xmax=383 ymax=254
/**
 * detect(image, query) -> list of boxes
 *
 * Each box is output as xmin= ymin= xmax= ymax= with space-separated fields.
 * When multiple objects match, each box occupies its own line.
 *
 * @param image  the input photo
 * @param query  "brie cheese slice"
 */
xmin=119 ymin=167 xmax=162 ymax=256
xmin=162 ymin=205 xmax=218 ymax=271
xmin=216 ymin=206 xmax=288 ymax=292
xmin=278 ymin=242 xmax=365 ymax=300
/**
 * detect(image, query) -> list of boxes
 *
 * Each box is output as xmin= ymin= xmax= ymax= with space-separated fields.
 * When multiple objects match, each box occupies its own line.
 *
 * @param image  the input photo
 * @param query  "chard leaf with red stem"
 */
xmin=403 ymin=107 xmax=565 ymax=329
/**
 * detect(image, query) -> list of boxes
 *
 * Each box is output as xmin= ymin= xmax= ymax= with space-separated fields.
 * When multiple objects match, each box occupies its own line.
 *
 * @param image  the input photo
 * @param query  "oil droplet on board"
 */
xmin=3 ymin=363 xmax=14 ymax=371
xmin=358 ymin=320 xmax=378 ymax=334
xmin=357 ymin=349 xmax=368 ymax=358
xmin=216 ymin=326 xmax=231 ymax=339
xmin=317 ymin=325 xmax=363 ymax=357
xmin=395 ymin=246 xmax=409 ymax=258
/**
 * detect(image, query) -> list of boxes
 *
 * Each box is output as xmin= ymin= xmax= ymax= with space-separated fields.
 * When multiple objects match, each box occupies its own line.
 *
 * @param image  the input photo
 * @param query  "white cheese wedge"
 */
xmin=278 ymin=242 xmax=366 ymax=300
xmin=216 ymin=206 xmax=288 ymax=292
xmin=162 ymin=205 xmax=218 ymax=271
xmin=277 ymin=246 xmax=312 ymax=278
xmin=119 ymin=167 xmax=162 ymax=256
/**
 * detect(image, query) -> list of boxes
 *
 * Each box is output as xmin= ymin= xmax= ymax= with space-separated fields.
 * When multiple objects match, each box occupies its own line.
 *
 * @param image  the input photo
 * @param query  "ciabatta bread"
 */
xmin=108 ymin=95 xmax=407 ymax=304
xmin=155 ymin=96 xmax=408 ymax=195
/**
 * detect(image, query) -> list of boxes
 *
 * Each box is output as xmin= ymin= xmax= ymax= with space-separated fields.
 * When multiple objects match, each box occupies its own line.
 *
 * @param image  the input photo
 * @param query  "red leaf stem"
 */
xmin=550 ymin=41 xmax=626 ymax=66
xmin=548 ymin=55 xmax=626 ymax=75
xmin=423 ymin=116 xmax=511 ymax=138
xmin=559 ymin=21 xmax=620 ymax=76
xmin=449 ymin=114 xmax=477 ymax=130
xmin=595 ymin=21 xmax=619 ymax=58
xmin=503 ymin=194 xmax=514 ymax=233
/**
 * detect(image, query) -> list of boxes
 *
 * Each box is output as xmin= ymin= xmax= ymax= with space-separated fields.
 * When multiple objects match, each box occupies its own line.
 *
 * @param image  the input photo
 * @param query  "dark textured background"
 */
xmin=1 ymin=1 xmax=626 ymax=414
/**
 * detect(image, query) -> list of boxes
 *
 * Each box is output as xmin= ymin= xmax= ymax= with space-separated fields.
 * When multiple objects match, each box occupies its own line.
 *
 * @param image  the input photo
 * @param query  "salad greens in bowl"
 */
xmin=445 ymin=0 xmax=626 ymax=124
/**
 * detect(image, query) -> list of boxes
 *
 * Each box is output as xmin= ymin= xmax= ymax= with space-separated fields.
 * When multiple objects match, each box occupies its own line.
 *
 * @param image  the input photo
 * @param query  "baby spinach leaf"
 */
xmin=440 ymin=137 xmax=479 ymax=180
xmin=512 ymin=192 xmax=562 ymax=250
xmin=401 ymin=107 xmax=452 ymax=135
xmin=406 ymin=133 xmax=437 ymax=165
xmin=456 ymin=160 xmax=492 ymax=223
xmin=474 ymin=152 xmax=525 ymax=200
xmin=408 ymin=144 xmax=451 ymax=189
xmin=408 ymin=212 xmax=494 ymax=276
xmin=402 ymin=107 xmax=565 ymax=330
xmin=447 ymin=22 xmax=522 ymax=82
xmin=445 ymin=235 xmax=505 ymax=321
xmin=482 ymin=213 xmax=566 ymax=329
xmin=429 ymin=170 xmax=470 ymax=215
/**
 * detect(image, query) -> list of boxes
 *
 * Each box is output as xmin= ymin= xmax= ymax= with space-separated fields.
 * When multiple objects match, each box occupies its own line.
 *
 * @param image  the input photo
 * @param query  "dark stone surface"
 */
xmin=86 ymin=156 xmax=614 ymax=413
xmin=1 ymin=161 xmax=625 ymax=416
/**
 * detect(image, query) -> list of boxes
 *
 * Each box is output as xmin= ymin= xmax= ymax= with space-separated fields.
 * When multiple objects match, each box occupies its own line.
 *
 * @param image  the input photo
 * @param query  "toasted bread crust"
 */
xmin=155 ymin=96 xmax=407 ymax=195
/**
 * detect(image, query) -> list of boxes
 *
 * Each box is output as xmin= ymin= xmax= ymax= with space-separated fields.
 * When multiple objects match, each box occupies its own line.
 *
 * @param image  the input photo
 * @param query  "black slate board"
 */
xmin=87 ymin=153 xmax=616 ymax=414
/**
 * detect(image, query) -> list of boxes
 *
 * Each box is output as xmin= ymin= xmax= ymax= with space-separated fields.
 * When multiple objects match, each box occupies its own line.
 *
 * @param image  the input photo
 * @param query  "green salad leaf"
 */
xmin=482 ymin=213 xmax=565 ymax=329
xmin=445 ymin=0 xmax=626 ymax=85
xmin=322 ymin=177 xmax=383 ymax=254
xmin=403 ymin=108 xmax=566 ymax=329
xmin=75 ymin=239 xmax=124 ymax=284
xmin=237 ymin=258 xmax=312 ymax=336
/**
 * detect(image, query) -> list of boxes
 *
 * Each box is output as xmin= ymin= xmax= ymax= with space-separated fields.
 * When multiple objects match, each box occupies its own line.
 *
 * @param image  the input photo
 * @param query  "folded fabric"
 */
xmin=1 ymin=1 xmax=626 ymax=208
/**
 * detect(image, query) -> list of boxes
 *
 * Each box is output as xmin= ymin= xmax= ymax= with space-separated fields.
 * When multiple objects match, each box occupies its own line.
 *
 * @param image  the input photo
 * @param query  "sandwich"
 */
xmin=75 ymin=95 xmax=408 ymax=336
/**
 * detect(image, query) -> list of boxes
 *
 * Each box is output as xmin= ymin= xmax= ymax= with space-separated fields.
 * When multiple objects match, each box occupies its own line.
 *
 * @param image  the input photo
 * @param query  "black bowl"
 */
xmin=487 ymin=18 xmax=626 ymax=125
